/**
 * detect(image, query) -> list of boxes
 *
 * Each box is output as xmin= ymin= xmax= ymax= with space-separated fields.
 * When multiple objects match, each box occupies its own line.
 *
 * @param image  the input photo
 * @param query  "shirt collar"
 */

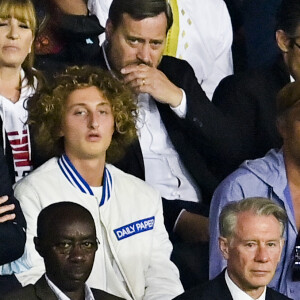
xmin=45 ymin=274 xmax=95 ymax=300
xmin=290 ymin=74 xmax=295 ymax=83
xmin=225 ymin=269 xmax=266 ymax=300
xmin=58 ymin=154 xmax=112 ymax=206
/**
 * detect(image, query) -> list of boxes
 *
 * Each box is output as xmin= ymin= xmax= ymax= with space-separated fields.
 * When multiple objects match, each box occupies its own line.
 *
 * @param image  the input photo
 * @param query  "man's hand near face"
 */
xmin=121 ymin=63 xmax=183 ymax=108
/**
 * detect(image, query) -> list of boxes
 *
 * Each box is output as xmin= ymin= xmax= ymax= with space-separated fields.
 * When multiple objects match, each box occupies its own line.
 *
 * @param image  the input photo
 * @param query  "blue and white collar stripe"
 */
xmin=101 ymin=167 xmax=112 ymax=206
xmin=58 ymin=155 xmax=93 ymax=195
xmin=58 ymin=154 xmax=112 ymax=206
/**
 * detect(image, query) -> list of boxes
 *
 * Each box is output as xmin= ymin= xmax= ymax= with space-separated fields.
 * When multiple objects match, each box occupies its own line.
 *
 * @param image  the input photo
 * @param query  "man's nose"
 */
xmin=88 ymin=112 xmax=99 ymax=129
xmin=69 ymin=244 xmax=86 ymax=262
xmin=137 ymin=44 xmax=151 ymax=65
xmin=254 ymin=245 xmax=270 ymax=263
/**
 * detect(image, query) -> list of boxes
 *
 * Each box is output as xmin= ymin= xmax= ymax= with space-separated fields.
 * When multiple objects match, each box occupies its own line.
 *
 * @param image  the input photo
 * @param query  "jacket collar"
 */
xmin=34 ymin=275 xmax=58 ymax=300
xmin=58 ymin=154 xmax=112 ymax=206
xmin=241 ymin=149 xmax=287 ymax=198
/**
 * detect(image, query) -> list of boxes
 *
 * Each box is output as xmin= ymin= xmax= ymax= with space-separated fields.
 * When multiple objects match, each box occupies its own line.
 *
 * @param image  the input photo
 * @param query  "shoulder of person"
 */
xmin=266 ymin=287 xmax=293 ymax=300
xmin=1 ymin=284 xmax=35 ymax=300
xmin=159 ymin=56 xmax=193 ymax=73
xmin=91 ymin=288 xmax=125 ymax=300
xmin=106 ymin=164 xmax=160 ymax=196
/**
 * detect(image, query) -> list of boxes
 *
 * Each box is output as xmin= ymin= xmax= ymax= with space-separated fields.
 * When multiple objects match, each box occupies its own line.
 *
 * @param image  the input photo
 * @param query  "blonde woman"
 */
xmin=0 ymin=0 xmax=41 ymax=184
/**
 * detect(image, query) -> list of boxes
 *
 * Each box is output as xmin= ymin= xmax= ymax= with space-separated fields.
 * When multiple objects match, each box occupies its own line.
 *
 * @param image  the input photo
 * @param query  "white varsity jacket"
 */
xmin=3 ymin=155 xmax=183 ymax=300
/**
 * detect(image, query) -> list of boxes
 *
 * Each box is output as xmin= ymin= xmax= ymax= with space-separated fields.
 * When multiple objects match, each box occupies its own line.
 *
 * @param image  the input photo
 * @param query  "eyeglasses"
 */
xmin=294 ymin=40 xmax=300 ymax=49
xmin=289 ymin=36 xmax=300 ymax=49
xmin=53 ymin=238 xmax=100 ymax=255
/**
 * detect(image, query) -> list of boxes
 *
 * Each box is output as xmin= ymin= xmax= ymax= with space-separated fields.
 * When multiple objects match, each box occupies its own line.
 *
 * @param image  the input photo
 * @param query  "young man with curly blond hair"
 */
xmin=5 ymin=66 xmax=183 ymax=300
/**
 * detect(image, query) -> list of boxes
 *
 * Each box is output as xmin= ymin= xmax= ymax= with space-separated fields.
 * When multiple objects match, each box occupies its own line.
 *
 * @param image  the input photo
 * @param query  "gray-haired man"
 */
xmin=176 ymin=197 xmax=291 ymax=300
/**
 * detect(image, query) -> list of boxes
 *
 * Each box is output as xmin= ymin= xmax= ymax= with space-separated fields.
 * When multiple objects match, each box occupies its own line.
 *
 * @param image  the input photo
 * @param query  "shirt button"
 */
xmin=193 ymin=117 xmax=203 ymax=127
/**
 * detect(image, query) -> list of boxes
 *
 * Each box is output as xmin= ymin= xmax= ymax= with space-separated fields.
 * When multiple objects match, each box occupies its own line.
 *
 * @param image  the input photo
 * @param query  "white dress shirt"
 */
xmin=137 ymin=93 xmax=201 ymax=203
xmin=225 ymin=270 xmax=266 ymax=300
xmin=45 ymin=275 xmax=95 ymax=300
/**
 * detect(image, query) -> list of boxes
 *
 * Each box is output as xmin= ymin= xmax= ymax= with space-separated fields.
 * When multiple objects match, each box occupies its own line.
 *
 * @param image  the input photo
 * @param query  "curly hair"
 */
xmin=28 ymin=65 xmax=138 ymax=163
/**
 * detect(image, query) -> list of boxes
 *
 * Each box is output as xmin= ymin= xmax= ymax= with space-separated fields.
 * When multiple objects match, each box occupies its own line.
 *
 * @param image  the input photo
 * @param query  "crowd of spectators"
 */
xmin=1 ymin=0 xmax=300 ymax=299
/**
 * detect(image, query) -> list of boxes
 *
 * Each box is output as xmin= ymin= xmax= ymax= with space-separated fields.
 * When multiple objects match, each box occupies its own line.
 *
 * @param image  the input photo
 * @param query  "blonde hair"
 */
xmin=0 ymin=0 xmax=37 ymax=86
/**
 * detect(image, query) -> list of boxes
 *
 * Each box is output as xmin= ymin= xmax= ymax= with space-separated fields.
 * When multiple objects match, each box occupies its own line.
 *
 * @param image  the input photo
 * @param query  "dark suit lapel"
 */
xmin=91 ymin=288 xmax=125 ymax=300
xmin=265 ymin=287 xmax=291 ymax=300
xmin=34 ymin=275 xmax=58 ymax=300
xmin=213 ymin=270 xmax=234 ymax=300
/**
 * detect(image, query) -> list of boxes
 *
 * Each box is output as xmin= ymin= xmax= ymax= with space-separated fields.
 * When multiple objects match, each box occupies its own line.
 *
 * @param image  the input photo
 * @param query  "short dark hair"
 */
xmin=37 ymin=202 xmax=95 ymax=240
xmin=108 ymin=0 xmax=173 ymax=33
xmin=276 ymin=0 xmax=300 ymax=37
xmin=28 ymin=65 xmax=138 ymax=163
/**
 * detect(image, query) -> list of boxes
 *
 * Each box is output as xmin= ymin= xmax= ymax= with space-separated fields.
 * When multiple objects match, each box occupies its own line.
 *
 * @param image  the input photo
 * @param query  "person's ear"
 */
xmin=276 ymin=117 xmax=287 ymax=139
xmin=276 ymin=30 xmax=290 ymax=53
xmin=219 ymin=236 xmax=230 ymax=260
xmin=34 ymin=237 xmax=45 ymax=258
xmin=58 ymin=124 xmax=64 ymax=137
xmin=105 ymin=19 xmax=114 ymax=42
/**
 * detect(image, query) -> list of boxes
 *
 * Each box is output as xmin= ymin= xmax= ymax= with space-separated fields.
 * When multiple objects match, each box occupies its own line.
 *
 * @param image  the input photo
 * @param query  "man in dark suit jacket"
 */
xmin=1 ymin=275 xmax=123 ymax=300
xmin=174 ymin=270 xmax=291 ymax=300
xmin=212 ymin=0 xmax=299 ymax=164
xmin=96 ymin=0 xmax=245 ymax=288
xmin=98 ymin=0 xmax=243 ymax=240
xmin=2 ymin=202 xmax=123 ymax=300
xmin=174 ymin=197 xmax=292 ymax=300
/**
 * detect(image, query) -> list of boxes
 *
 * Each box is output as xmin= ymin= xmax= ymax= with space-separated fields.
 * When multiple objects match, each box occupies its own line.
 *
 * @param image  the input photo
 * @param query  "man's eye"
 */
xmin=82 ymin=242 xmax=92 ymax=248
xmin=75 ymin=110 xmax=87 ymax=115
xmin=0 ymin=22 xmax=8 ymax=26
xmin=82 ymin=241 xmax=97 ymax=250
xmin=151 ymin=41 xmax=162 ymax=46
xmin=128 ymin=38 xmax=139 ymax=45
xmin=58 ymin=242 xmax=71 ymax=249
